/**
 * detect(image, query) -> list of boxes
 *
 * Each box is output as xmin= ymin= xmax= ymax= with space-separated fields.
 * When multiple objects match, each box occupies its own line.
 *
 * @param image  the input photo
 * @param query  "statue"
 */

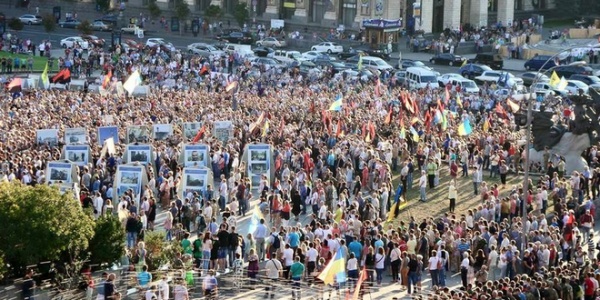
xmin=524 ymin=89 xmax=600 ymax=175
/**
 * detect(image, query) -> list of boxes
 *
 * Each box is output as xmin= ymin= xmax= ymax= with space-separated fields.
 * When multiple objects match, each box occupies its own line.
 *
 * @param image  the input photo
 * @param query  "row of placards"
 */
xmin=36 ymin=121 xmax=235 ymax=147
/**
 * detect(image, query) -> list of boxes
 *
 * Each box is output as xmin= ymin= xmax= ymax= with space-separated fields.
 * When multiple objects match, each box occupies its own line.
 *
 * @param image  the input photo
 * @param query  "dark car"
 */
xmin=344 ymin=55 xmax=363 ymax=69
xmin=459 ymin=63 xmax=493 ymax=79
xmin=429 ymin=53 xmax=465 ymax=66
xmin=311 ymin=55 xmax=336 ymax=63
xmin=81 ymin=35 xmax=105 ymax=48
xmin=218 ymin=31 xmax=253 ymax=45
xmin=357 ymin=47 xmax=391 ymax=60
xmin=100 ymin=12 xmax=119 ymax=25
xmin=396 ymin=59 xmax=432 ymax=70
xmin=520 ymin=72 xmax=549 ymax=86
xmin=297 ymin=61 xmax=320 ymax=77
xmin=524 ymin=55 xmax=557 ymax=71
xmin=314 ymin=60 xmax=347 ymax=74
xmin=568 ymin=74 xmax=600 ymax=86
xmin=338 ymin=49 xmax=366 ymax=60
xmin=253 ymin=46 xmax=274 ymax=57
xmin=554 ymin=65 xmax=594 ymax=78
xmin=59 ymin=19 xmax=81 ymax=28
xmin=467 ymin=53 xmax=503 ymax=70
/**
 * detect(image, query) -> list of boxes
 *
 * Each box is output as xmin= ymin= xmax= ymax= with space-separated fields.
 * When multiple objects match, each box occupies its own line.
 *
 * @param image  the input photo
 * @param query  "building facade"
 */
xmin=150 ymin=0 xmax=554 ymax=32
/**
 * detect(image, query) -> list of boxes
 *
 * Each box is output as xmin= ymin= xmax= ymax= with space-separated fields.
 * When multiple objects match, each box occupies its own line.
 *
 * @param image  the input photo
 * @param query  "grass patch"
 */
xmin=543 ymin=18 xmax=575 ymax=28
xmin=0 ymin=51 xmax=58 ymax=73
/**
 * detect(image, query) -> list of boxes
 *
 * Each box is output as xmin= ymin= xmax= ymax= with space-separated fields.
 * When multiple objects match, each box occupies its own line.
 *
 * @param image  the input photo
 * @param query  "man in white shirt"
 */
xmin=94 ymin=192 xmax=104 ymax=219
xmin=487 ymin=245 xmax=499 ymax=280
xmin=145 ymin=285 xmax=158 ymax=300
xmin=157 ymin=275 xmax=170 ymax=300
xmin=282 ymin=244 xmax=295 ymax=278
xmin=306 ymin=243 xmax=318 ymax=275
xmin=264 ymin=257 xmax=282 ymax=299
xmin=419 ymin=170 xmax=427 ymax=202
xmin=219 ymin=178 xmax=228 ymax=212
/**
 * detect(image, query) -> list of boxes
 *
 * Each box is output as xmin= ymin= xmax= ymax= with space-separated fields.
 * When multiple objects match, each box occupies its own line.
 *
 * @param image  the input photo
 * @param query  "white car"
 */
xmin=475 ymin=71 xmax=523 ymax=87
xmin=565 ymin=80 xmax=589 ymax=94
xmin=60 ymin=37 xmax=89 ymax=50
xmin=187 ymin=43 xmax=226 ymax=57
xmin=19 ymin=14 xmax=42 ymax=25
xmin=256 ymin=37 xmax=287 ymax=48
xmin=146 ymin=38 xmax=176 ymax=52
xmin=530 ymin=82 xmax=569 ymax=96
xmin=437 ymin=73 xmax=464 ymax=85
xmin=311 ymin=42 xmax=343 ymax=54
xmin=301 ymin=51 xmax=327 ymax=61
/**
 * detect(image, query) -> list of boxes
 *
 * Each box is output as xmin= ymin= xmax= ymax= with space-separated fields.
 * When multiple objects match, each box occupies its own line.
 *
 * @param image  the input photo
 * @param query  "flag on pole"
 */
xmin=399 ymin=118 xmax=406 ymax=139
xmin=549 ymin=71 xmax=561 ymax=89
xmin=384 ymin=107 xmax=392 ymax=124
xmin=456 ymin=94 xmax=463 ymax=108
xmin=483 ymin=119 xmax=490 ymax=132
xmin=336 ymin=119 xmax=344 ymax=137
xmin=123 ymin=70 xmax=142 ymax=95
xmin=249 ymin=112 xmax=265 ymax=134
xmin=278 ymin=116 xmax=285 ymax=137
xmin=352 ymin=267 xmax=368 ymax=300
xmin=357 ymin=55 xmax=363 ymax=70
xmin=329 ymin=94 xmax=343 ymax=111
xmin=317 ymin=248 xmax=347 ymax=285
xmin=41 ymin=63 xmax=50 ymax=89
xmin=557 ymin=76 xmax=568 ymax=90
xmin=461 ymin=59 xmax=467 ymax=67
xmin=226 ymin=80 xmax=239 ymax=92
xmin=506 ymin=98 xmax=520 ymax=113
xmin=192 ymin=126 xmax=206 ymax=143
xmin=375 ymin=78 xmax=382 ymax=97
xmin=409 ymin=126 xmax=419 ymax=142
xmin=102 ymin=69 xmax=112 ymax=89
xmin=262 ymin=119 xmax=270 ymax=137
xmin=457 ymin=119 xmax=472 ymax=136
xmin=100 ymin=137 xmax=116 ymax=157
xmin=7 ymin=78 xmax=22 ymax=93
xmin=387 ymin=184 xmax=403 ymax=222
xmin=51 ymin=68 xmax=71 ymax=84
xmin=445 ymin=86 xmax=450 ymax=103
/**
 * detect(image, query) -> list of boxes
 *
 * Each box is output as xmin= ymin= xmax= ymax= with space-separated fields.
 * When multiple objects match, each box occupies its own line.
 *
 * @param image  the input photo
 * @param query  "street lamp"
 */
xmin=520 ymin=43 xmax=600 ymax=256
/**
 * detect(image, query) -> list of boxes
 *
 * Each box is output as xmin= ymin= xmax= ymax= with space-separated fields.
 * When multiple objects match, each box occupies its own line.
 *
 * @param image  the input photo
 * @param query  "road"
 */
xmin=13 ymin=24 xmax=531 ymax=78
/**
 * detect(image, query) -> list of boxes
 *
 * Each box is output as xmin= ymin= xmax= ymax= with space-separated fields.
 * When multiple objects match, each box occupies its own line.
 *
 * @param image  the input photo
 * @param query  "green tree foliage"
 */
xmin=144 ymin=231 xmax=183 ymax=271
xmin=96 ymin=0 xmax=111 ymax=12
xmin=553 ymin=0 xmax=600 ymax=20
xmin=0 ymin=183 xmax=95 ymax=276
xmin=233 ymin=3 xmax=249 ymax=27
xmin=8 ymin=18 xmax=24 ymax=31
xmin=41 ymin=14 xmax=57 ymax=35
xmin=205 ymin=4 xmax=223 ymax=19
xmin=174 ymin=0 xmax=191 ymax=21
xmin=88 ymin=216 xmax=126 ymax=267
xmin=148 ymin=0 xmax=162 ymax=19
xmin=77 ymin=20 xmax=94 ymax=35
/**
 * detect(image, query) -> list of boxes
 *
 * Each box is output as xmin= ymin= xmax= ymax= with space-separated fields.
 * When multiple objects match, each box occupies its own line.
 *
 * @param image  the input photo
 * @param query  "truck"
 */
xmin=121 ymin=24 xmax=145 ymax=35
xmin=222 ymin=44 xmax=252 ymax=55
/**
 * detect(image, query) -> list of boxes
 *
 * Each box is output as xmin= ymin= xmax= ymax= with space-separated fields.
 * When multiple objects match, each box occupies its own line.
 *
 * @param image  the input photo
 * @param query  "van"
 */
xmin=468 ymin=53 xmax=504 ymax=70
xmin=223 ymin=44 xmax=252 ymax=55
xmin=360 ymin=56 xmax=394 ymax=72
xmin=450 ymin=78 xmax=480 ymax=94
xmin=406 ymin=67 xmax=440 ymax=90
xmin=269 ymin=50 xmax=304 ymax=64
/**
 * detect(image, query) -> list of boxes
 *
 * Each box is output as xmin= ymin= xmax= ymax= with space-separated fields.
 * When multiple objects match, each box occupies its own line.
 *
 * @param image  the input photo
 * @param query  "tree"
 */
xmin=173 ymin=0 xmax=190 ymax=35
xmin=147 ymin=0 xmax=162 ymax=19
xmin=143 ymin=231 xmax=182 ymax=272
xmin=96 ymin=0 xmax=111 ymax=12
xmin=7 ymin=18 xmax=24 ymax=32
xmin=41 ymin=13 xmax=57 ymax=37
xmin=88 ymin=216 xmax=126 ymax=268
xmin=205 ymin=4 xmax=223 ymax=19
xmin=0 ymin=183 xmax=95 ymax=276
xmin=77 ymin=20 xmax=94 ymax=35
xmin=233 ymin=2 xmax=249 ymax=27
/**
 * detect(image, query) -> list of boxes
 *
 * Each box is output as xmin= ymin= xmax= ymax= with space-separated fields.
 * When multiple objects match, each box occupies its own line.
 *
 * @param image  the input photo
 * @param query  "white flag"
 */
xmin=101 ymin=137 xmax=116 ymax=156
xmin=123 ymin=70 xmax=142 ymax=95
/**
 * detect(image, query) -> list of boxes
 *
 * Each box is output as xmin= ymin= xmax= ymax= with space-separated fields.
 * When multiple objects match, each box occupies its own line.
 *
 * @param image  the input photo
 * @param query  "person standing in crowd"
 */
xmin=289 ymin=256 xmax=305 ymax=300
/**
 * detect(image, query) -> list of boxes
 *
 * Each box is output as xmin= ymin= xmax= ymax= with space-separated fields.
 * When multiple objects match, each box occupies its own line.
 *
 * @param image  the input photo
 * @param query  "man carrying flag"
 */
xmin=41 ymin=62 xmax=50 ymax=89
xmin=102 ymin=69 xmax=112 ymax=89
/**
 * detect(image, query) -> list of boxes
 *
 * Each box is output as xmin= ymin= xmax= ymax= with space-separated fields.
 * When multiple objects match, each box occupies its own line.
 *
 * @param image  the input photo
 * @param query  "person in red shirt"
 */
xmin=449 ymin=160 xmax=458 ymax=180
xmin=584 ymin=272 xmax=595 ymax=300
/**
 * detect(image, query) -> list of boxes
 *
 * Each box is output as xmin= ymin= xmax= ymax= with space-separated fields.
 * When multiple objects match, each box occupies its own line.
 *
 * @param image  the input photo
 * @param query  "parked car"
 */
xmin=302 ymin=51 xmax=329 ymax=61
xmin=429 ymin=53 xmax=466 ymax=66
xmin=554 ymin=65 xmax=594 ymax=78
xmin=19 ymin=14 xmax=42 ymax=25
xmin=311 ymin=42 xmax=343 ymax=54
xmin=91 ymin=20 xmax=113 ymax=31
xmin=255 ymin=37 xmax=286 ymax=48
xmin=314 ymin=60 xmax=347 ymax=74
xmin=396 ymin=59 xmax=432 ymax=70
xmin=59 ymin=19 xmax=82 ymax=28
xmin=146 ymin=38 xmax=176 ymax=52
xmin=565 ymin=80 xmax=590 ymax=94
xmin=218 ymin=31 xmax=253 ymax=45
xmin=520 ymin=72 xmax=549 ymax=86
xmin=100 ymin=12 xmax=119 ymax=25
xmin=123 ymin=39 xmax=144 ymax=51
xmin=335 ymin=68 xmax=375 ymax=82
xmin=393 ymin=71 xmax=407 ymax=85
xmin=524 ymin=55 xmax=557 ymax=71
xmin=269 ymin=50 xmax=306 ymax=64
xmin=338 ymin=49 xmax=366 ymax=60
xmin=459 ymin=63 xmax=492 ymax=79
xmin=475 ymin=71 xmax=523 ymax=87
xmin=467 ymin=53 xmax=504 ymax=70
xmin=295 ymin=61 xmax=322 ymax=78
xmin=252 ymin=57 xmax=285 ymax=69
xmin=438 ymin=73 xmax=465 ymax=86
xmin=187 ymin=43 xmax=226 ymax=57
xmin=80 ymin=35 xmax=105 ymax=48
xmin=355 ymin=47 xmax=390 ymax=60
xmin=568 ymin=74 xmax=600 ymax=90
xmin=121 ymin=24 xmax=145 ymax=34
xmin=253 ymin=46 xmax=275 ymax=57
xmin=60 ymin=37 xmax=89 ymax=49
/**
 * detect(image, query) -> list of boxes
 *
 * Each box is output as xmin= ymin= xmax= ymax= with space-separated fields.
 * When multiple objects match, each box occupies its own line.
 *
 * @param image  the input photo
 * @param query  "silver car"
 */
xmin=19 ymin=14 xmax=42 ymax=25
xmin=187 ymin=43 xmax=226 ymax=57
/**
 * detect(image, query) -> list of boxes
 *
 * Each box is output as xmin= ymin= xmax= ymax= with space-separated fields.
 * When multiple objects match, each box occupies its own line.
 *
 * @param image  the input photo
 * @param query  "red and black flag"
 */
xmin=51 ymin=68 xmax=71 ymax=84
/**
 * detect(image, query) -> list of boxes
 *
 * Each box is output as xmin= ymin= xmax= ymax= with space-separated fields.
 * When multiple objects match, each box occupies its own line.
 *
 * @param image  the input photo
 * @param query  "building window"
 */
xmin=514 ymin=0 xmax=522 ymax=10
xmin=360 ymin=0 xmax=370 ymax=15
xmin=487 ymin=0 xmax=497 ymax=12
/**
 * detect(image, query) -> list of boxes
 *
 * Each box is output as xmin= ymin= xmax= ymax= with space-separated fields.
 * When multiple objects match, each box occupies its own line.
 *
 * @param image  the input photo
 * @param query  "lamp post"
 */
xmin=520 ymin=43 xmax=600 ymax=256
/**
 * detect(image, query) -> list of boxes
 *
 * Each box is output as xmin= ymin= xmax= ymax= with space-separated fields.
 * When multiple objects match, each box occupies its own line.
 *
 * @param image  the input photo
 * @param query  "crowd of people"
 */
xmin=2 ymin=23 xmax=600 ymax=300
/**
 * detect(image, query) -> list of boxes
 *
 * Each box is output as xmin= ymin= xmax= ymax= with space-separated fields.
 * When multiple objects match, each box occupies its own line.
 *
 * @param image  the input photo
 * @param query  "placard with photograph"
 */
xmin=126 ymin=144 xmax=152 ymax=165
xmin=36 ymin=129 xmax=59 ymax=147
xmin=213 ymin=121 xmax=234 ymax=143
xmin=46 ymin=162 xmax=73 ymax=184
xmin=126 ymin=125 xmax=152 ymax=144
xmin=182 ymin=122 xmax=202 ymax=140
xmin=64 ymin=127 xmax=87 ymax=145
xmin=65 ymin=145 xmax=90 ymax=167
xmin=182 ymin=144 xmax=210 ymax=168
xmin=181 ymin=168 xmax=209 ymax=199
xmin=115 ymin=165 xmax=144 ymax=201
xmin=153 ymin=124 xmax=173 ymax=141
xmin=247 ymin=144 xmax=271 ymax=190
xmin=98 ymin=126 xmax=119 ymax=146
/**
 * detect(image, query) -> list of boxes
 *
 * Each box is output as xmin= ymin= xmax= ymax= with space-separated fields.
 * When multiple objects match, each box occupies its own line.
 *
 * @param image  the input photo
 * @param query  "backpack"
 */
xmin=272 ymin=234 xmax=281 ymax=249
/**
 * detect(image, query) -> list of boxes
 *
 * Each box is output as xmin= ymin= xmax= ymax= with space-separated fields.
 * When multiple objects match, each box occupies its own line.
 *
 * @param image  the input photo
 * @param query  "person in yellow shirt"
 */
xmin=334 ymin=204 xmax=344 ymax=223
